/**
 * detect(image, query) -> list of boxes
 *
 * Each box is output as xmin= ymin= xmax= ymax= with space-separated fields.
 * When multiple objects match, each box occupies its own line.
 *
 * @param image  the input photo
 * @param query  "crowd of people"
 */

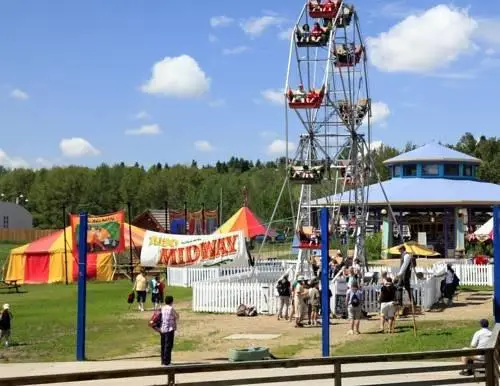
xmin=275 ymin=246 xmax=418 ymax=334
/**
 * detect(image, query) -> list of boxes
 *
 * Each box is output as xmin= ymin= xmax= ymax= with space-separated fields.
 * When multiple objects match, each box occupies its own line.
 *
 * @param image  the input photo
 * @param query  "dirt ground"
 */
xmin=120 ymin=289 xmax=492 ymax=362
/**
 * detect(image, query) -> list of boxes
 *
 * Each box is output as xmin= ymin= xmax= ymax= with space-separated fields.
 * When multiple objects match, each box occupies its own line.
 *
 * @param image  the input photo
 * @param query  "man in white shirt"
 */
xmin=396 ymin=246 xmax=413 ymax=304
xmin=460 ymin=319 xmax=492 ymax=376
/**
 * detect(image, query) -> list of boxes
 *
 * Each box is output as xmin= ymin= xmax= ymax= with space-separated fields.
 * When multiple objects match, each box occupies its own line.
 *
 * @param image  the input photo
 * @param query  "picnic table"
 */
xmin=0 ymin=280 xmax=21 ymax=293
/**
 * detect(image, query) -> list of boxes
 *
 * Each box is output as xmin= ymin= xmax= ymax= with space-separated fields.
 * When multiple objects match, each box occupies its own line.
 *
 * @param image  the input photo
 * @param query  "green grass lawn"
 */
xmin=333 ymin=320 xmax=483 ymax=356
xmin=0 ymin=280 xmax=192 ymax=362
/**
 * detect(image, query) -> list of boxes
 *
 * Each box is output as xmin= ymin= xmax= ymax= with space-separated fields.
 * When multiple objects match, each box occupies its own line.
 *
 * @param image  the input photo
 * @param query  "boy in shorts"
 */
xmin=345 ymin=281 xmax=363 ymax=334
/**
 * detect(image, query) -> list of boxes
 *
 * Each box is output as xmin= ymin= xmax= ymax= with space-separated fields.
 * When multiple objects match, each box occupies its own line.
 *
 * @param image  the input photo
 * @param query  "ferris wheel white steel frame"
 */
xmin=259 ymin=0 xmax=402 ymax=275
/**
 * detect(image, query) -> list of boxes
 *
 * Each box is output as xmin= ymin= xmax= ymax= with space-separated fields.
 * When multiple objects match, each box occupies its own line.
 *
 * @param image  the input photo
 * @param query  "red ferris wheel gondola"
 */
xmin=287 ymin=85 xmax=326 ymax=109
xmin=334 ymin=44 xmax=364 ymax=67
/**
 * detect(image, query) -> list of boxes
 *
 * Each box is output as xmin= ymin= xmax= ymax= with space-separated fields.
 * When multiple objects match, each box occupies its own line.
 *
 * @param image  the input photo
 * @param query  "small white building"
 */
xmin=0 ymin=201 xmax=33 ymax=229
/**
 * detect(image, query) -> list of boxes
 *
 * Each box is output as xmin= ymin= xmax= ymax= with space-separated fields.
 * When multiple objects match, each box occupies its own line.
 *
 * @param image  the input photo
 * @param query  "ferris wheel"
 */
xmin=262 ymin=0 xmax=375 ymax=275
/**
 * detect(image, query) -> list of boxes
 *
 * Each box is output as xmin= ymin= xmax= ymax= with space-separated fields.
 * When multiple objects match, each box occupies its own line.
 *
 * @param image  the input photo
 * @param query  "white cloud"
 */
xmin=141 ymin=55 xmax=211 ymax=98
xmin=208 ymin=34 xmax=218 ymax=43
xmin=222 ymin=46 xmax=249 ymax=55
xmin=35 ymin=157 xmax=53 ymax=168
xmin=0 ymin=149 xmax=29 ymax=168
xmin=194 ymin=140 xmax=215 ymax=152
xmin=133 ymin=110 xmax=150 ymax=120
xmin=241 ymin=16 xmax=286 ymax=37
xmin=59 ymin=137 xmax=100 ymax=158
xmin=278 ymin=27 xmax=294 ymax=40
xmin=10 ymin=88 xmax=29 ymax=100
xmin=367 ymin=5 xmax=477 ymax=73
xmin=370 ymin=101 xmax=391 ymax=125
xmin=125 ymin=124 xmax=162 ymax=136
xmin=267 ymin=139 xmax=296 ymax=154
xmin=261 ymin=89 xmax=284 ymax=105
xmin=210 ymin=16 xmax=234 ymax=27
xmin=485 ymin=48 xmax=496 ymax=56
xmin=208 ymin=98 xmax=226 ymax=108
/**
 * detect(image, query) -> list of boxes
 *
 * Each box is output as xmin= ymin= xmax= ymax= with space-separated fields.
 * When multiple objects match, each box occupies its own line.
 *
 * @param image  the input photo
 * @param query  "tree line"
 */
xmin=0 ymin=133 xmax=498 ymax=229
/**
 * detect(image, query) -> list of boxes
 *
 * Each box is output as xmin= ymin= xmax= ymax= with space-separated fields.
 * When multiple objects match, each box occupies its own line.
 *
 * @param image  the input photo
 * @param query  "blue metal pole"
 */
xmin=320 ymin=207 xmax=330 ymax=357
xmin=76 ymin=212 xmax=88 ymax=361
xmin=493 ymin=206 xmax=500 ymax=323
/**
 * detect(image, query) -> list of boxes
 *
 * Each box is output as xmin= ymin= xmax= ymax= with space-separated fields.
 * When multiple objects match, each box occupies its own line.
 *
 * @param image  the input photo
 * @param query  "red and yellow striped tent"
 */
xmin=215 ymin=206 xmax=277 ymax=239
xmin=4 ymin=224 xmax=145 ymax=284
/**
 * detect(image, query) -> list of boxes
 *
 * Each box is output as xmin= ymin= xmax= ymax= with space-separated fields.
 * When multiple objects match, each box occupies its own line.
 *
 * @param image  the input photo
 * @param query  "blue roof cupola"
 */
xmin=383 ymin=143 xmax=481 ymax=181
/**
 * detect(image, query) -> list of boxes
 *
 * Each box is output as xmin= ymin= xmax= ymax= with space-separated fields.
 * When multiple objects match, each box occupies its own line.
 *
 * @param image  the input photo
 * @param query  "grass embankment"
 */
xmin=0 ymin=281 xmax=192 ymax=362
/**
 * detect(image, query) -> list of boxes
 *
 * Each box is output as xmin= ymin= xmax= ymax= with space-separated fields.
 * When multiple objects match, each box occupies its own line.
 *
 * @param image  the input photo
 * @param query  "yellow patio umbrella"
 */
xmin=386 ymin=241 xmax=440 ymax=257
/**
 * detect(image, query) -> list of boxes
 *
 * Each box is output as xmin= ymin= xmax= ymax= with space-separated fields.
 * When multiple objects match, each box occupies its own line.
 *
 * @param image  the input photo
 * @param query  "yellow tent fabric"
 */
xmin=4 ymin=224 xmax=145 ymax=284
xmin=386 ymin=241 xmax=440 ymax=257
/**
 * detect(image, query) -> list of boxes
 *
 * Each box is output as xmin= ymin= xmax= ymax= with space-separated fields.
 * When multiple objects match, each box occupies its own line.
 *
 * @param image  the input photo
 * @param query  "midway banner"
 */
xmin=140 ymin=230 xmax=248 ymax=267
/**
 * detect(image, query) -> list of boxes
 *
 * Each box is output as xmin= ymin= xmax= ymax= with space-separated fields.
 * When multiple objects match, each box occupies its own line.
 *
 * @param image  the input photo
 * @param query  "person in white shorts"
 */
xmin=378 ymin=277 xmax=396 ymax=333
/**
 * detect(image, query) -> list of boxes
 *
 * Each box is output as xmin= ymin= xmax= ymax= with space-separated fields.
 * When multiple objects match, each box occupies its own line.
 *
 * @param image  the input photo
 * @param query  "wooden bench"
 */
xmin=0 ymin=280 xmax=21 ymax=293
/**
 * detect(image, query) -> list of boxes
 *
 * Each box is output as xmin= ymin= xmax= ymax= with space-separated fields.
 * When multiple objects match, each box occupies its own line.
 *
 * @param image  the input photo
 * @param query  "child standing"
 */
xmin=309 ymin=281 xmax=320 ymax=326
xmin=0 ymin=304 xmax=13 ymax=347
xmin=345 ymin=281 xmax=363 ymax=335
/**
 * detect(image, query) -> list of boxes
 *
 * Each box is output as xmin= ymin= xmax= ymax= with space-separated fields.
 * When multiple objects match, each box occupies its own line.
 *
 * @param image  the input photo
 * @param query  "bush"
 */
xmin=365 ymin=233 xmax=382 ymax=261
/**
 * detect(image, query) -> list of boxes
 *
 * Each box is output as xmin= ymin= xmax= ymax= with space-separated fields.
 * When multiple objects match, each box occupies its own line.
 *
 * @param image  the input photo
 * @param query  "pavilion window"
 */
xmin=393 ymin=165 xmax=401 ymax=177
xmin=444 ymin=164 xmax=459 ymax=176
xmin=463 ymin=165 xmax=473 ymax=177
xmin=403 ymin=164 xmax=417 ymax=177
xmin=422 ymin=164 xmax=439 ymax=176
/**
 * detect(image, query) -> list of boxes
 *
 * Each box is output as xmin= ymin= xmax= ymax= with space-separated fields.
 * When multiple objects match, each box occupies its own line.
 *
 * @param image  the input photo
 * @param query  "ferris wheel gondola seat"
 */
xmin=338 ymin=98 xmax=371 ymax=125
xmin=334 ymin=45 xmax=364 ymax=68
xmin=289 ymin=165 xmax=325 ymax=184
xmin=336 ymin=5 xmax=355 ymax=27
xmin=287 ymin=86 xmax=325 ymax=109
xmin=295 ymin=27 xmax=330 ymax=47
xmin=308 ymin=0 xmax=340 ymax=19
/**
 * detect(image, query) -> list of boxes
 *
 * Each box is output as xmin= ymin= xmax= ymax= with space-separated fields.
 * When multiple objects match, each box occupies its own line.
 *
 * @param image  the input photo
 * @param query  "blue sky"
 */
xmin=1 ymin=0 xmax=499 ymax=168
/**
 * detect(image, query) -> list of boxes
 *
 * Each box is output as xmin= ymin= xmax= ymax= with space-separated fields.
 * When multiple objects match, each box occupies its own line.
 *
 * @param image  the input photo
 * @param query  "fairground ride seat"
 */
xmin=308 ymin=0 xmax=341 ymax=19
xmin=338 ymin=98 xmax=370 ymax=125
xmin=289 ymin=165 xmax=325 ymax=184
xmin=336 ymin=4 xmax=355 ymax=27
xmin=288 ymin=85 xmax=325 ymax=109
xmin=297 ymin=225 xmax=332 ymax=249
xmin=334 ymin=44 xmax=364 ymax=68
xmin=295 ymin=23 xmax=331 ymax=47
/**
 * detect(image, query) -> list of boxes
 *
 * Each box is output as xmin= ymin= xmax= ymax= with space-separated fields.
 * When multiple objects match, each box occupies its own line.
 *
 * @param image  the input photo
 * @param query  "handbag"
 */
xmin=127 ymin=292 xmax=135 ymax=304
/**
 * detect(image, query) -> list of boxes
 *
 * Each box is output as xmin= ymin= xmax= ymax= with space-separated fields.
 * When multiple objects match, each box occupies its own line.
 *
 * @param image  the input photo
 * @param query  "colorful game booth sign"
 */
xmin=70 ymin=210 xmax=126 ymax=254
xmin=140 ymin=230 xmax=248 ymax=267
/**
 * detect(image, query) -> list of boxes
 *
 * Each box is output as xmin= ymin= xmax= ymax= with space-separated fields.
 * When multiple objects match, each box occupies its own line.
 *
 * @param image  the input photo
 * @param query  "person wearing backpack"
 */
xmin=276 ymin=275 xmax=291 ymax=320
xmin=345 ymin=281 xmax=363 ymax=335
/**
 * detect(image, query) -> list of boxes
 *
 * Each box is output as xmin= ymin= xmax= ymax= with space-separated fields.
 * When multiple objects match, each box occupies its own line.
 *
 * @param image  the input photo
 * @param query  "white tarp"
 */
xmin=140 ymin=230 xmax=248 ymax=267
xmin=474 ymin=218 xmax=493 ymax=241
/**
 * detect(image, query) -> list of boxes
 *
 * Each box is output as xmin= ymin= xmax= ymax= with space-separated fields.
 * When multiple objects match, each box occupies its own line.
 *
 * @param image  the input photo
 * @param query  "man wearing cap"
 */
xmin=460 ymin=319 xmax=492 ymax=376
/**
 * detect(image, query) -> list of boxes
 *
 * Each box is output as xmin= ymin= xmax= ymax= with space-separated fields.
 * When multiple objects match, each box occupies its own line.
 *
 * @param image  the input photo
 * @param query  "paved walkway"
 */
xmin=0 ymin=360 xmax=482 ymax=385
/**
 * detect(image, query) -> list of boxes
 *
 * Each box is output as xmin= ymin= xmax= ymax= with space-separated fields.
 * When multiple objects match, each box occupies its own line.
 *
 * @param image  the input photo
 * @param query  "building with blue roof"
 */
xmin=313 ymin=143 xmax=500 ymax=258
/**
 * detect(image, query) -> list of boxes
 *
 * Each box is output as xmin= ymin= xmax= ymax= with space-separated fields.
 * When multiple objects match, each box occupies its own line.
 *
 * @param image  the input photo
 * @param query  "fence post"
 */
xmin=334 ymin=361 xmax=342 ymax=386
xmin=484 ymin=348 xmax=496 ymax=386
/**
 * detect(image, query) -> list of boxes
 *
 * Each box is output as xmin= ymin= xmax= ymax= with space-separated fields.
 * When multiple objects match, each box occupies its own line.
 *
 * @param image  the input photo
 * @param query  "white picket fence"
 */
xmin=166 ymin=260 xmax=296 ymax=287
xmin=170 ymin=261 xmax=493 ymax=288
xmin=369 ymin=263 xmax=493 ymax=286
xmin=192 ymin=279 xmax=432 ymax=314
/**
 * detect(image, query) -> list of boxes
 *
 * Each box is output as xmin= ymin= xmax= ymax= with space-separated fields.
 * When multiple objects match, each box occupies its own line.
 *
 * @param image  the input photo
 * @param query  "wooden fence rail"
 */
xmin=0 ymin=229 xmax=57 ymax=243
xmin=1 ymin=346 xmax=496 ymax=386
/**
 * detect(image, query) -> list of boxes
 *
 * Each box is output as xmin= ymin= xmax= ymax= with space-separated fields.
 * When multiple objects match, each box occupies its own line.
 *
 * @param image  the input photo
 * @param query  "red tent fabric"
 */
xmin=216 ymin=207 xmax=277 ymax=239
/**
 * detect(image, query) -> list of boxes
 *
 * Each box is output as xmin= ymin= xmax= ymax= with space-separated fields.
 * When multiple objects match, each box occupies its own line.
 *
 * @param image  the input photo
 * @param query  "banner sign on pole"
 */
xmin=140 ymin=230 xmax=248 ymax=267
xmin=70 ymin=210 xmax=125 ymax=254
